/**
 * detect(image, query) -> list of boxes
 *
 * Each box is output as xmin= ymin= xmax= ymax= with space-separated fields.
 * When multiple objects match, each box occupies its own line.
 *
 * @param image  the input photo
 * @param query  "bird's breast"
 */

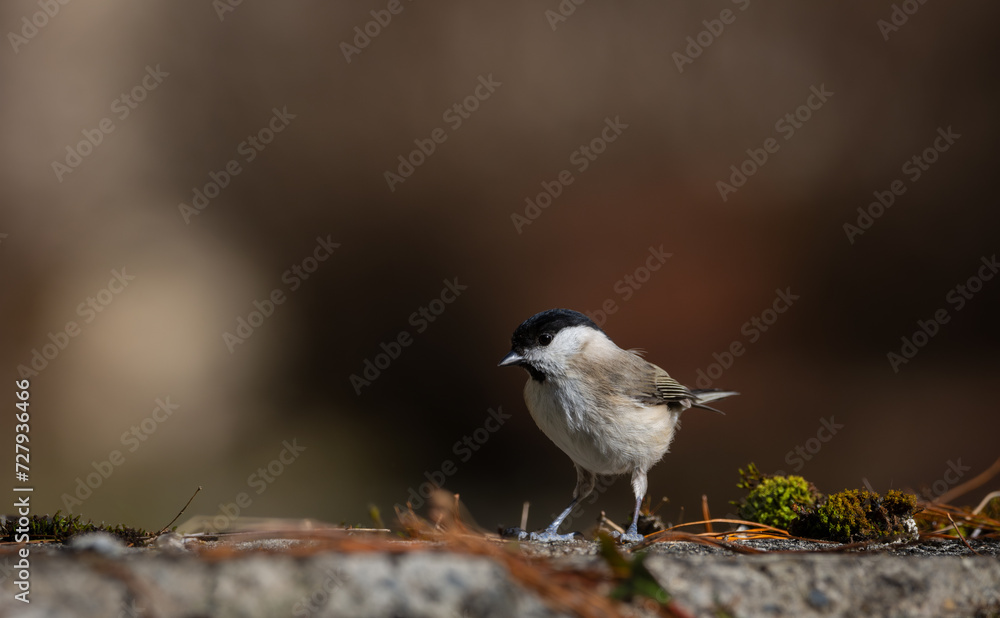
xmin=523 ymin=377 xmax=675 ymax=475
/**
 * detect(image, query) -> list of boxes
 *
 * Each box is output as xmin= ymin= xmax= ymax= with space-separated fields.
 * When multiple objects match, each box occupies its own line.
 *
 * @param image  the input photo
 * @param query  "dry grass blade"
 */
xmin=935 ymin=455 xmax=1000 ymax=505
xmin=973 ymin=490 xmax=1000 ymax=515
xmin=635 ymin=530 xmax=766 ymax=553
xmin=916 ymin=500 xmax=1000 ymax=537
xmin=663 ymin=518 xmax=793 ymax=536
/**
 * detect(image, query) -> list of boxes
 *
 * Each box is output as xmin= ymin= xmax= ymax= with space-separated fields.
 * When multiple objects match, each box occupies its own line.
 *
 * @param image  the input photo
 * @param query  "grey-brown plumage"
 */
xmin=499 ymin=308 xmax=737 ymax=542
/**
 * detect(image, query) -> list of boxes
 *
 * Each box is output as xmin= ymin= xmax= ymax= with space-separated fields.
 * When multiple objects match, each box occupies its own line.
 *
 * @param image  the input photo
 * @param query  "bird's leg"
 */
xmin=528 ymin=498 xmax=579 ymax=542
xmin=614 ymin=469 xmax=647 ymax=544
xmin=528 ymin=465 xmax=595 ymax=542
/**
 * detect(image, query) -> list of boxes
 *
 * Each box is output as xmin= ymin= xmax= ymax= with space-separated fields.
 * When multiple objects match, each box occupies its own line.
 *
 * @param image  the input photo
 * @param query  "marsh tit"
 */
xmin=499 ymin=308 xmax=737 ymax=543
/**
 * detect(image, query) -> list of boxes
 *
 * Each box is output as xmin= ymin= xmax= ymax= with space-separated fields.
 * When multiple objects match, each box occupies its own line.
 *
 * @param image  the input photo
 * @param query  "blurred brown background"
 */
xmin=1 ymin=1 xmax=997 ymax=533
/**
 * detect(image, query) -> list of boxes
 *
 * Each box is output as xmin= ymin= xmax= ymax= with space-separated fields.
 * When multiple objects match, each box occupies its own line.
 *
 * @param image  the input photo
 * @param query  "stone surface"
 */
xmin=1 ymin=537 xmax=998 ymax=617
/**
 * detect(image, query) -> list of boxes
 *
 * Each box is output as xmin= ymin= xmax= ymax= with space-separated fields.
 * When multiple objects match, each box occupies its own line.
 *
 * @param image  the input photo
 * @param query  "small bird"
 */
xmin=499 ymin=308 xmax=737 ymax=543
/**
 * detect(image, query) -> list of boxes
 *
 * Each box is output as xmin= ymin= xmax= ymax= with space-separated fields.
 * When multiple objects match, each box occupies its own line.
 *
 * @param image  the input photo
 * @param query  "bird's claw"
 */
xmin=611 ymin=530 xmax=645 ymax=544
xmin=529 ymin=530 xmax=582 ymax=542
xmin=499 ymin=527 xmax=529 ymax=540
xmin=499 ymin=526 xmax=580 ymax=542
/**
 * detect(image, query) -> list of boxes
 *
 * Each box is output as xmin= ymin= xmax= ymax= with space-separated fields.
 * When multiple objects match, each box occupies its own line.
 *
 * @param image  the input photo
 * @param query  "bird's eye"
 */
xmin=539 ymin=333 xmax=553 ymax=346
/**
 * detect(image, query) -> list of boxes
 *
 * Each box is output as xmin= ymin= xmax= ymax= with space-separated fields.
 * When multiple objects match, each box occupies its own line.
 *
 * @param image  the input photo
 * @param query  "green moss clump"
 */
xmin=791 ymin=489 xmax=918 ymax=543
xmin=0 ymin=511 xmax=151 ymax=546
xmin=733 ymin=463 xmax=920 ymax=541
xmin=735 ymin=465 xmax=819 ymax=530
xmin=735 ymin=463 xmax=768 ymax=492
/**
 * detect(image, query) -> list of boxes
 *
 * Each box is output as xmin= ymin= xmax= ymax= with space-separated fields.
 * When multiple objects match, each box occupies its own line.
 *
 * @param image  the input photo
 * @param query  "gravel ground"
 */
xmin=518 ymin=535 xmax=1000 ymax=558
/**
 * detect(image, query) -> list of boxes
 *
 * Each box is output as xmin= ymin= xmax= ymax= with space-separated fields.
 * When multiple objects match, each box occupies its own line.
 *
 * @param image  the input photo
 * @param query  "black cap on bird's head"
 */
xmin=498 ymin=309 xmax=603 ymax=379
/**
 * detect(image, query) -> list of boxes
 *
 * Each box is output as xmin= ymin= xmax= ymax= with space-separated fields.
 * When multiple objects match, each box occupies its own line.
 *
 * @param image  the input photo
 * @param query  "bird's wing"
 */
xmin=619 ymin=353 xmax=730 ymax=414
xmin=651 ymin=367 xmax=696 ymax=403
xmin=627 ymin=356 xmax=697 ymax=411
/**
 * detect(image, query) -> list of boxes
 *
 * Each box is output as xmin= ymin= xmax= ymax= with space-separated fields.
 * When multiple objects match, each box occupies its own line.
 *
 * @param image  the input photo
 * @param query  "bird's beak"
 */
xmin=498 ymin=350 xmax=524 ymax=367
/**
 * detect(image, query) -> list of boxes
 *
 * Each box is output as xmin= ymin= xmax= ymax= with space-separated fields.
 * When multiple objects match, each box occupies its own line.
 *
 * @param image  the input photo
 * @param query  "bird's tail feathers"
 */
xmin=689 ymin=389 xmax=739 ymax=415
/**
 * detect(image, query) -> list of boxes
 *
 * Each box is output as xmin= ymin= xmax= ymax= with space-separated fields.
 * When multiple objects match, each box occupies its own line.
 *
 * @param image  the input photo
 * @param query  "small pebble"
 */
xmin=68 ymin=532 xmax=127 ymax=556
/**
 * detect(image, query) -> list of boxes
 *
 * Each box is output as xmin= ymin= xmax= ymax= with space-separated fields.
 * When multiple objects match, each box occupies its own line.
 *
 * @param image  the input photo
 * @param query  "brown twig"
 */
xmin=946 ymin=512 xmax=982 ymax=556
xmin=650 ymin=496 xmax=669 ymax=516
xmin=600 ymin=510 xmax=625 ymax=534
xmin=701 ymin=495 xmax=712 ymax=533
xmin=155 ymin=486 xmax=202 ymax=536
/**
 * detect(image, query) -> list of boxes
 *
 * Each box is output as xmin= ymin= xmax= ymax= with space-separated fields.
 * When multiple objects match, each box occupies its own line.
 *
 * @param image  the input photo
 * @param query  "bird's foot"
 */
xmin=499 ymin=527 xmax=529 ymax=540
xmin=529 ymin=529 xmax=582 ymax=542
xmin=611 ymin=528 xmax=645 ymax=544
xmin=499 ymin=526 xmax=581 ymax=542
